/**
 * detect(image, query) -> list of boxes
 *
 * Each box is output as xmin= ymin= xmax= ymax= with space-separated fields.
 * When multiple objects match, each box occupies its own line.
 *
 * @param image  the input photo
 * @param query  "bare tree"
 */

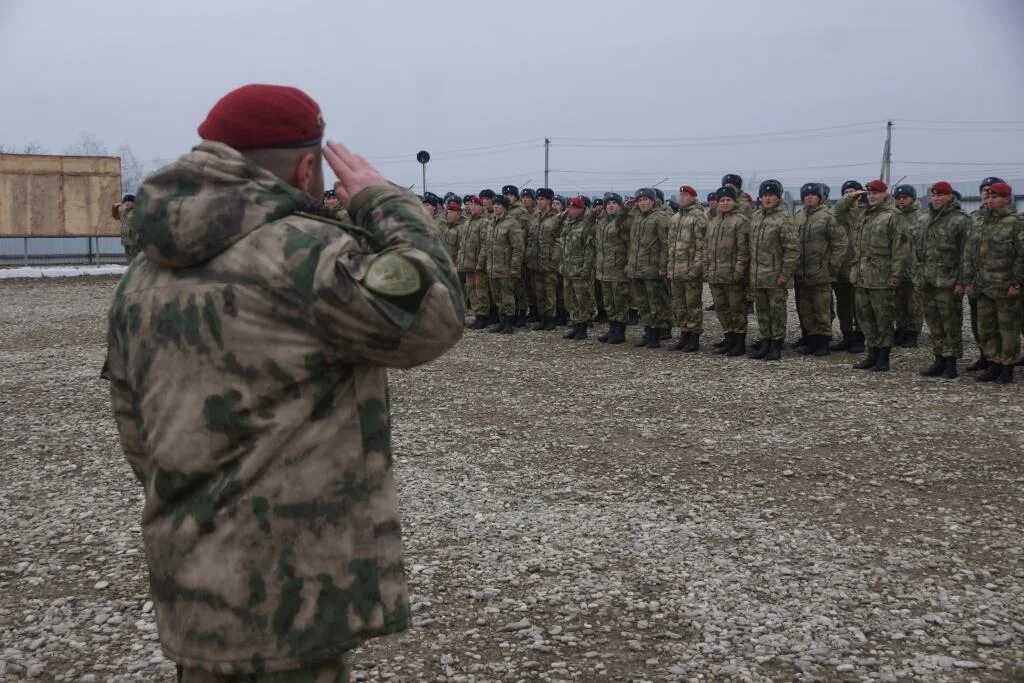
xmin=118 ymin=143 xmax=146 ymax=194
xmin=64 ymin=131 xmax=109 ymax=156
xmin=22 ymin=142 xmax=48 ymax=154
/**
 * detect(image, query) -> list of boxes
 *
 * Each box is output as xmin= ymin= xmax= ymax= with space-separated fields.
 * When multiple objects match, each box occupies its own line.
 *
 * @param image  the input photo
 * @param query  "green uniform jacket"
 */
xmin=666 ymin=202 xmax=708 ymax=282
xmin=558 ymin=212 xmax=596 ymax=280
xmin=483 ymin=213 xmax=525 ymax=278
xmin=445 ymin=218 xmax=461 ymax=257
xmin=793 ymin=203 xmax=847 ymax=286
xmin=749 ymin=204 xmax=799 ymax=289
xmin=914 ymin=201 xmax=971 ymax=288
xmin=835 ymin=194 xmax=909 ymax=289
xmin=104 ymin=141 xmax=464 ymax=674
xmin=455 ymin=214 xmax=487 ymax=273
xmin=705 ymin=209 xmax=751 ymax=286
xmin=963 ymin=205 xmax=1024 ymax=298
xmin=593 ymin=210 xmax=631 ymax=282
xmin=899 ymin=200 xmax=927 ymax=281
xmin=736 ymin=192 xmax=755 ymax=218
xmin=524 ymin=207 xmax=563 ymax=273
xmin=626 ymin=207 xmax=670 ymax=279
xmin=833 ymin=200 xmax=863 ymax=283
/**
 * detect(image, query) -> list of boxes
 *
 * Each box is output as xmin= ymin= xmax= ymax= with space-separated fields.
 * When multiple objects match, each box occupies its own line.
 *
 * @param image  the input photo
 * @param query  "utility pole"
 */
xmin=879 ymin=120 xmax=893 ymax=185
xmin=543 ymin=138 xmax=550 ymax=188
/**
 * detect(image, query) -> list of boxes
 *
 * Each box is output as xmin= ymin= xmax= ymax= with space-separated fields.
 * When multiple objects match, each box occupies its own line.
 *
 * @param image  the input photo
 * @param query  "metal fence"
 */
xmin=0 ymin=237 xmax=127 ymax=266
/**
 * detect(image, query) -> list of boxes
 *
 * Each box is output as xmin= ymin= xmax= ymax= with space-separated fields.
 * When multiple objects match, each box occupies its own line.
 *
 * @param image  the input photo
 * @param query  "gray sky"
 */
xmin=3 ymin=0 xmax=1023 ymax=196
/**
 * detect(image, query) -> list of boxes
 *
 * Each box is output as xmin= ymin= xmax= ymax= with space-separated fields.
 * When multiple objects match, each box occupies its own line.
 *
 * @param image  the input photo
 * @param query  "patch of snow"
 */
xmin=0 ymin=265 xmax=127 ymax=280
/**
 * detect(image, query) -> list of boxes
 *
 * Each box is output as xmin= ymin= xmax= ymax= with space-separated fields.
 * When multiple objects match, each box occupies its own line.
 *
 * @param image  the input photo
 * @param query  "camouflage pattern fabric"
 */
xmin=454 ymin=214 xmax=487 ymax=274
xmin=793 ymin=203 xmax=846 ymax=286
xmin=490 ymin=277 xmax=517 ymax=316
xmin=753 ymin=288 xmax=788 ymax=341
xmin=705 ymin=210 xmax=751 ymax=287
xmin=833 ymin=201 xmax=862 ymax=283
xmin=963 ymin=206 xmax=1023 ymax=300
xmin=103 ymin=141 xmax=463 ymax=675
xmin=796 ymin=284 xmax=833 ymax=336
xmin=835 ymin=194 xmax=910 ymax=289
xmin=524 ymin=208 xmax=563 ymax=274
xmin=915 ymin=200 xmax=970 ymax=289
xmin=666 ymin=202 xmax=707 ymax=283
xmin=528 ymin=270 xmax=558 ymax=317
xmin=919 ymin=283 xmax=964 ymax=358
xmin=119 ymin=205 xmax=139 ymax=260
xmin=564 ymin=277 xmax=594 ymax=324
xmin=735 ymin=192 xmax=755 ymax=218
xmin=558 ymin=212 xmax=596 ymax=281
xmin=671 ymin=280 xmax=704 ymax=333
xmin=625 ymin=207 xmax=670 ymax=280
xmin=179 ymin=656 xmax=348 ymax=683
xmin=749 ymin=204 xmax=798 ymax=289
xmin=465 ymin=272 xmax=490 ymax=316
xmin=631 ymin=278 xmax=671 ymax=329
xmin=898 ymin=199 xmax=927 ymax=282
xmin=601 ymin=280 xmax=630 ymax=323
xmin=709 ymin=284 xmax=747 ymax=335
xmin=482 ymin=214 xmax=525 ymax=280
xmin=855 ymin=287 xmax=895 ymax=347
xmin=893 ymin=280 xmax=922 ymax=335
xmin=593 ymin=211 xmax=631 ymax=283
xmin=976 ymin=295 xmax=1022 ymax=365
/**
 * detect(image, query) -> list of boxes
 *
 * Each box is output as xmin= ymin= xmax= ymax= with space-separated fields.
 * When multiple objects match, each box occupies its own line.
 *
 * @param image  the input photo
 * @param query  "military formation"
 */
xmin=386 ymin=174 xmax=1023 ymax=385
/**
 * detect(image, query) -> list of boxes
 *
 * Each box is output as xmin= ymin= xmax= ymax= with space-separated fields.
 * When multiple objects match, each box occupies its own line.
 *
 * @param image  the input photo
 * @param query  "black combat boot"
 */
xmin=574 ymin=323 xmax=589 ymax=341
xmin=899 ymin=332 xmax=919 ymax=348
xmin=500 ymin=315 xmax=515 ymax=334
xmin=941 ymin=356 xmax=958 ymax=380
xmin=563 ymin=323 xmax=579 ymax=339
xmin=748 ymin=338 xmax=770 ymax=359
xmin=749 ymin=338 xmax=765 ymax=353
xmin=487 ymin=305 xmax=500 ymax=325
xmin=726 ymin=334 xmax=747 ymax=357
xmin=657 ymin=327 xmax=671 ymax=340
xmin=790 ymin=334 xmax=808 ymax=349
xmin=714 ymin=334 xmax=731 ymax=349
xmin=994 ymin=364 xmax=1014 ymax=384
xmin=813 ymin=335 xmax=831 ymax=356
xmin=542 ymin=316 xmax=557 ymax=331
xmin=525 ymin=307 xmax=539 ymax=323
xmin=607 ymin=322 xmax=627 ymax=345
xmin=671 ymin=332 xmax=691 ymax=351
xmin=532 ymin=316 xmax=548 ymax=331
xmin=714 ymin=332 xmax=734 ymax=355
xmin=471 ymin=315 xmax=489 ymax=330
xmin=745 ymin=300 xmax=754 ymax=314
xmin=765 ymin=339 xmax=783 ymax=361
xmin=976 ymin=363 xmax=1002 ymax=382
xmin=848 ymin=331 xmax=865 ymax=353
xmin=488 ymin=316 xmax=505 ymax=333
xmin=966 ymin=353 xmax=989 ymax=372
xmin=598 ymin=323 xmax=613 ymax=343
xmin=853 ymin=347 xmax=878 ymax=370
xmin=892 ymin=329 xmax=906 ymax=347
xmin=635 ymin=326 xmax=652 ymax=347
xmin=684 ymin=332 xmax=701 ymax=352
xmin=800 ymin=336 xmax=818 ymax=355
xmin=555 ymin=308 xmax=569 ymax=326
xmin=870 ymin=346 xmax=891 ymax=372
xmin=830 ymin=331 xmax=852 ymax=351
xmin=1017 ymin=355 xmax=1024 ymax=367
xmin=920 ymin=354 xmax=945 ymax=377
xmin=514 ymin=311 xmax=527 ymax=327
xmin=646 ymin=329 xmax=663 ymax=349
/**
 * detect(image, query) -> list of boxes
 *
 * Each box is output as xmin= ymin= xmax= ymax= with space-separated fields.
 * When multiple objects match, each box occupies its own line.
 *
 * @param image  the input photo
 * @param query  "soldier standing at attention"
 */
xmin=834 ymin=179 xmax=910 ymax=373
xmin=112 ymin=193 xmax=138 ymax=260
xmin=963 ymin=182 xmax=1023 ymax=384
xmin=722 ymin=174 xmax=754 ymax=217
xmin=444 ymin=197 xmax=463 ymax=258
xmin=482 ymin=194 xmax=525 ymax=334
xmin=705 ymin=186 xmax=751 ymax=356
xmin=706 ymin=192 xmax=719 ymax=220
xmin=965 ymin=176 xmax=1006 ymax=372
xmin=627 ymin=188 xmax=672 ymax=348
xmin=502 ymin=185 xmax=531 ymax=327
xmin=747 ymin=180 xmax=798 ymax=361
xmin=456 ymin=196 xmax=490 ymax=329
xmin=521 ymin=188 xmax=537 ymax=215
xmin=558 ymin=196 xmax=597 ymax=340
xmin=594 ymin=192 xmax=632 ymax=344
xmin=830 ymin=180 xmax=865 ymax=353
xmin=892 ymin=184 xmax=926 ymax=348
xmin=666 ymin=185 xmax=708 ymax=352
xmin=103 ymin=84 xmax=464 ymax=682
xmin=792 ymin=182 xmax=847 ymax=357
xmin=524 ymin=188 xmax=562 ymax=331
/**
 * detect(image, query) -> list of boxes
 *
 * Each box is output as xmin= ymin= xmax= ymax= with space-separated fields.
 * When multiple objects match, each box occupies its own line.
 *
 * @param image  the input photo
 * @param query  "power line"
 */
xmin=553 ymin=120 xmax=882 ymax=143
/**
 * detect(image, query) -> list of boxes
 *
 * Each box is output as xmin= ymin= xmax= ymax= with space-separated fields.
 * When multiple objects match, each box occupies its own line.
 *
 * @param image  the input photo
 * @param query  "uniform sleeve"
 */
xmin=736 ymin=218 xmax=751 ymax=283
xmin=657 ymin=214 xmax=670 ymax=276
xmin=962 ymin=220 xmax=978 ymax=285
xmin=510 ymin=220 xmax=525 ymax=275
xmin=780 ymin=215 xmax=799 ymax=281
xmin=826 ymin=213 xmax=847 ymax=278
xmin=890 ymin=214 xmax=910 ymax=281
xmin=1012 ymin=216 xmax=1024 ymax=286
xmin=833 ymin=194 xmax=855 ymax=220
xmin=477 ymin=220 xmax=489 ymax=272
xmin=694 ymin=214 xmax=707 ymax=278
xmin=102 ymin=318 xmax=148 ymax=485
xmin=309 ymin=186 xmax=465 ymax=369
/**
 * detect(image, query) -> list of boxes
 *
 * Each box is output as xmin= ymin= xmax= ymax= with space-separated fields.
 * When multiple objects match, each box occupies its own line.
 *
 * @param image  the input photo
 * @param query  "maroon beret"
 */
xmin=865 ymin=179 xmax=888 ymax=192
xmin=568 ymin=197 xmax=586 ymax=209
xmin=930 ymin=181 xmax=954 ymax=195
xmin=988 ymin=182 xmax=1012 ymax=198
xmin=198 ymin=84 xmax=325 ymax=150
xmin=679 ymin=185 xmax=698 ymax=197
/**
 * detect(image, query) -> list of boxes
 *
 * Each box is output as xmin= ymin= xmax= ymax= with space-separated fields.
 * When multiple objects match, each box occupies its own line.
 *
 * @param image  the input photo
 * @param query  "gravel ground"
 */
xmin=1 ymin=276 xmax=1022 ymax=683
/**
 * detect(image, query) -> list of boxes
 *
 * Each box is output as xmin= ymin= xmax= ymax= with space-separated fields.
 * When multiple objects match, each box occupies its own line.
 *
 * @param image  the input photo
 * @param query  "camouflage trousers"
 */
xmin=178 ymin=656 xmax=350 ymax=683
xmin=600 ymin=280 xmax=630 ymax=322
xmin=855 ymin=287 xmax=895 ymax=347
xmin=631 ymin=278 xmax=671 ymax=328
xmin=709 ymin=284 xmax=748 ymax=335
xmin=976 ymin=294 xmax=1022 ymax=366
xmin=753 ymin=288 xmax=788 ymax=341
xmin=832 ymin=281 xmax=859 ymax=332
xmin=526 ymin=269 xmax=558 ymax=317
xmin=465 ymin=272 xmax=491 ymax=315
xmin=920 ymin=284 xmax=964 ymax=358
xmin=564 ymin=277 xmax=595 ymax=324
xmin=670 ymin=280 xmax=704 ymax=332
xmin=515 ymin=277 xmax=528 ymax=313
xmin=968 ymin=296 xmax=980 ymax=344
xmin=894 ymin=280 xmax=922 ymax=333
xmin=489 ymin=277 xmax=518 ymax=316
xmin=795 ymin=283 xmax=832 ymax=336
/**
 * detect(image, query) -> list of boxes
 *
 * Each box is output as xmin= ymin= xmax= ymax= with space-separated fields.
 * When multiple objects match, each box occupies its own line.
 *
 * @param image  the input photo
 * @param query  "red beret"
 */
xmin=467 ymin=196 xmax=482 ymax=205
xmin=568 ymin=197 xmax=586 ymax=209
xmin=988 ymin=182 xmax=1012 ymax=198
xmin=198 ymin=84 xmax=325 ymax=150
xmin=930 ymin=181 xmax=953 ymax=195
xmin=446 ymin=201 xmax=461 ymax=211
xmin=865 ymin=179 xmax=888 ymax=192
xmin=679 ymin=185 xmax=697 ymax=197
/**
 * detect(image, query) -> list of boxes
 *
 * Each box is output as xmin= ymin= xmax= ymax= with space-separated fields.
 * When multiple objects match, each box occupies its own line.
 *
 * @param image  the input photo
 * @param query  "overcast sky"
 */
xmin=2 ymin=0 xmax=1023 ymax=196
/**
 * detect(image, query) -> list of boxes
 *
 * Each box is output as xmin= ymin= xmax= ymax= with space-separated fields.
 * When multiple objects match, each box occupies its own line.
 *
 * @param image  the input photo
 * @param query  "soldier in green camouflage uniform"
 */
xmin=592 ymin=193 xmax=631 ymax=344
xmin=519 ymin=189 xmax=539 ymax=321
xmin=966 ymin=177 xmax=1009 ymax=371
xmin=893 ymin=185 xmax=926 ymax=347
xmin=747 ymin=180 xmax=798 ymax=361
xmin=456 ymin=196 xmax=490 ymax=328
xmin=444 ymin=198 xmax=462 ymax=257
xmin=626 ymin=188 xmax=672 ymax=348
xmin=834 ymin=180 xmax=910 ymax=372
xmin=793 ymin=183 xmax=847 ymax=357
xmin=482 ymin=195 xmax=525 ymax=334
xmin=831 ymin=181 xmax=865 ymax=352
xmin=914 ymin=182 xmax=971 ymax=379
xmin=503 ymin=185 xmax=531 ymax=326
xmin=705 ymin=186 xmax=751 ymax=356
xmin=113 ymin=194 xmax=138 ymax=260
xmin=524 ymin=188 xmax=563 ymax=331
xmin=666 ymin=185 xmax=707 ymax=352
xmin=558 ymin=197 xmax=596 ymax=340
xmin=963 ymin=182 xmax=1023 ymax=384
xmin=103 ymin=85 xmax=464 ymax=683
xmin=706 ymin=192 xmax=718 ymax=220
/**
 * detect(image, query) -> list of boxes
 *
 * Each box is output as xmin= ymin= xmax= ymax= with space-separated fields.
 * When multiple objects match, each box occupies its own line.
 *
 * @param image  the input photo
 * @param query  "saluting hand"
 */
xmin=324 ymin=141 xmax=387 ymax=207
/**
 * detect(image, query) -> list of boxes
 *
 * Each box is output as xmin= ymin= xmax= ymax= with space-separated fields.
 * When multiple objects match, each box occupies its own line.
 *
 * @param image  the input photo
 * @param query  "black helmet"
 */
xmin=759 ymin=179 xmax=783 ymax=198
xmin=841 ymin=180 xmax=863 ymax=194
xmin=635 ymin=188 xmax=657 ymax=200
xmin=501 ymin=184 xmax=519 ymax=198
xmin=799 ymin=182 xmax=821 ymax=199
xmin=521 ymin=188 xmax=535 ymax=199
xmin=536 ymin=187 xmax=555 ymax=200
xmin=653 ymin=188 xmax=665 ymax=201
xmin=819 ymin=183 xmax=831 ymax=199
xmin=893 ymin=184 xmax=917 ymax=199
xmin=979 ymin=176 xmax=1004 ymax=192
xmin=722 ymin=173 xmax=743 ymax=189
xmin=479 ymin=189 xmax=497 ymax=200
xmin=716 ymin=186 xmax=738 ymax=201
xmin=604 ymin=192 xmax=623 ymax=204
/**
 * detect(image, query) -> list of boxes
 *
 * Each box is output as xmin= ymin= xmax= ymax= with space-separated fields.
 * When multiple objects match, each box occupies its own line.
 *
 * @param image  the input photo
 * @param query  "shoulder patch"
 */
xmin=364 ymin=253 xmax=422 ymax=297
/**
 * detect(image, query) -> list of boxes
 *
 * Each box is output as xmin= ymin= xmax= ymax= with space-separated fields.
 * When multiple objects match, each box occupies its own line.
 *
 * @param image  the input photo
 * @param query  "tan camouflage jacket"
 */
xmin=593 ymin=210 xmax=631 ymax=282
xmin=482 ymin=212 xmax=525 ymax=278
xmin=118 ymin=205 xmax=137 ymax=248
xmin=898 ymin=200 xmax=927 ymax=281
xmin=445 ymin=217 xmax=461 ymax=257
xmin=793 ymin=203 xmax=847 ymax=286
xmin=835 ymin=194 xmax=910 ymax=289
xmin=749 ymin=203 xmax=799 ymax=289
xmin=557 ymin=211 xmax=596 ymax=280
xmin=915 ymin=200 xmax=971 ymax=289
xmin=666 ymin=202 xmax=707 ymax=282
xmin=454 ymin=213 xmax=487 ymax=273
xmin=524 ymin=208 xmax=563 ymax=273
xmin=833 ymin=200 xmax=862 ymax=283
xmin=103 ymin=141 xmax=464 ymax=675
xmin=704 ymin=209 xmax=751 ymax=286
xmin=625 ymin=207 xmax=670 ymax=279
xmin=963 ymin=205 xmax=1024 ymax=298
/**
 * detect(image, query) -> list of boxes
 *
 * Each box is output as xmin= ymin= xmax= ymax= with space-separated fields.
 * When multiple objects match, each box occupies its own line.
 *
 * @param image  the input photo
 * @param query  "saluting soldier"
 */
xmin=666 ymin=185 xmax=708 ymax=352
xmin=892 ymin=184 xmax=926 ymax=347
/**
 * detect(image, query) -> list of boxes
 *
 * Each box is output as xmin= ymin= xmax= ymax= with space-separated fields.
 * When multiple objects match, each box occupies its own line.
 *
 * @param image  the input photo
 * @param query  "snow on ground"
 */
xmin=0 ymin=265 xmax=126 ymax=280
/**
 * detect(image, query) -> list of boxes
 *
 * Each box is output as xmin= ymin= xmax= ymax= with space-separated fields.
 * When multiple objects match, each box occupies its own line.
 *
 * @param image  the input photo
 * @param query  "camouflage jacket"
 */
xmin=118 ymin=205 xmax=137 ymax=248
xmin=793 ymin=203 xmax=847 ymax=286
xmin=963 ymin=205 xmax=1024 ymax=298
xmin=444 ymin=218 xmax=461 ymax=257
xmin=915 ymin=200 xmax=971 ymax=288
xmin=736 ymin=192 xmax=755 ymax=218
xmin=625 ymin=207 xmax=670 ymax=279
xmin=666 ymin=202 xmax=707 ymax=282
xmin=749 ymin=204 xmax=798 ymax=289
xmin=454 ymin=214 xmax=487 ymax=273
xmin=557 ymin=211 xmax=595 ymax=280
xmin=704 ymin=209 xmax=751 ymax=286
xmin=835 ymin=194 xmax=909 ymax=289
xmin=898 ymin=200 xmax=927 ymax=281
xmin=103 ymin=142 xmax=464 ymax=674
xmin=833 ymin=200 xmax=863 ymax=283
xmin=483 ymin=213 xmax=525 ymax=278
xmin=593 ymin=211 xmax=631 ymax=282
xmin=524 ymin=208 xmax=563 ymax=273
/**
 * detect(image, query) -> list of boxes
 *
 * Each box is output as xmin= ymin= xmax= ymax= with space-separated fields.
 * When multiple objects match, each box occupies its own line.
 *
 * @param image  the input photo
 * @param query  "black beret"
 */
xmin=592 ymin=197 xmax=604 ymax=207
xmin=979 ymin=176 xmax=1005 ymax=192
xmin=841 ymin=180 xmax=863 ymax=194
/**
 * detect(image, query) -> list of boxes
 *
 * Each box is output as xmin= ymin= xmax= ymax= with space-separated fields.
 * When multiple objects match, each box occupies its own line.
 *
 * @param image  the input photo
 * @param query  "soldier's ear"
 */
xmin=293 ymin=151 xmax=320 ymax=197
